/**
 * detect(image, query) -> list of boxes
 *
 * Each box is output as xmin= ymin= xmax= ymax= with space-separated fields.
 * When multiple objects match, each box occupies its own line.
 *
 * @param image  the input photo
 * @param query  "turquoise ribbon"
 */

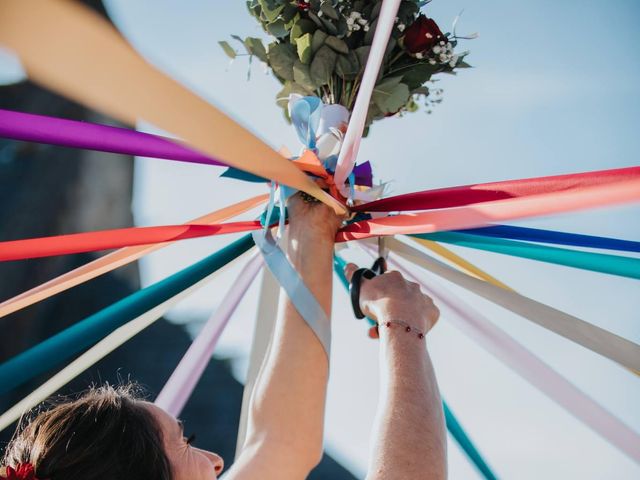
xmin=443 ymin=401 xmax=498 ymax=480
xmin=0 ymin=235 xmax=254 ymax=394
xmin=253 ymin=230 xmax=331 ymax=356
xmin=333 ymin=254 xmax=498 ymax=479
xmin=412 ymin=232 xmax=640 ymax=280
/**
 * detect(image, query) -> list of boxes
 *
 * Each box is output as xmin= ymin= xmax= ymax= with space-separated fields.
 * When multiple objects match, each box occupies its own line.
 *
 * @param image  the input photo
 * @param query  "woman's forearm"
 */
xmin=367 ymin=323 xmax=447 ymax=480
xmin=241 ymin=226 xmax=334 ymax=476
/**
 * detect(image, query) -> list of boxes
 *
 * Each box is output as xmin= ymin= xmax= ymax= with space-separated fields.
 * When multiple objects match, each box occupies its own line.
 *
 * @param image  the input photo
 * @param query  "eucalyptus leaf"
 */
xmin=244 ymin=37 xmax=268 ymax=62
xmin=372 ymin=81 xmax=410 ymax=114
xmin=218 ymin=41 xmax=237 ymax=59
xmin=307 ymin=10 xmax=324 ymax=28
xmin=335 ymin=50 xmax=359 ymax=79
xmin=259 ymin=0 xmax=284 ymax=22
xmin=268 ymin=42 xmax=297 ymax=81
xmin=311 ymin=29 xmax=328 ymax=53
xmin=310 ymin=45 xmax=337 ymax=86
xmin=290 ymin=18 xmax=315 ymax=42
xmin=325 ymin=35 xmax=349 ymax=54
xmin=296 ymin=32 xmax=313 ymax=64
xmin=320 ymin=2 xmax=340 ymax=20
xmin=401 ymin=64 xmax=437 ymax=89
xmin=293 ymin=60 xmax=317 ymax=92
xmin=364 ymin=18 xmax=377 ymax=44
xmin=355 ymin=46 xmax=371 ymax=71
xmin=266 ymin=19 xmax=289 ymax=38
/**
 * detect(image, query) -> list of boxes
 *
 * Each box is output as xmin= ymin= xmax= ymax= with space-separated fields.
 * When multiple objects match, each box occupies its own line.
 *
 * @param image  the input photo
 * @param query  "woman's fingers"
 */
xmin=344 ymin=262 xmax=359 ymax=282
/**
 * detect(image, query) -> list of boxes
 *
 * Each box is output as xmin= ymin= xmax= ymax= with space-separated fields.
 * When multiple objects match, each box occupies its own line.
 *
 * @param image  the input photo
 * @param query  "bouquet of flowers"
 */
xmin=220 ymin=0 xmax=472 ymax=132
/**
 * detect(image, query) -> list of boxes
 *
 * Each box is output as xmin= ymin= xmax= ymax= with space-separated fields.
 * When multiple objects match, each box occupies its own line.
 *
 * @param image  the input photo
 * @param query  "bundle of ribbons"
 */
xmin=0 ymin=1 xmax=639 ymax=477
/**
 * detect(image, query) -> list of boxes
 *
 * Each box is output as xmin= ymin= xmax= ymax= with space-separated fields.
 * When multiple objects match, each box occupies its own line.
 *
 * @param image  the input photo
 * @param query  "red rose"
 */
xmin=403 ymin=15 xmax=446 ymax=54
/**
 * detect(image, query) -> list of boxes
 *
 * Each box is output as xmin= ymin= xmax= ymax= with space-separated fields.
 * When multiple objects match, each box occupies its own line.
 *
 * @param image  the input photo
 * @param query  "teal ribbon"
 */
xmin=444 ymin=402 xmax=498 ymax=480
xmin=0 ymin=235 xmax=254 ymax=394
xmin=412 ymin=232 xmax=640 ymax=280
xmin=333 ymin=254 xmax=498 ymax=479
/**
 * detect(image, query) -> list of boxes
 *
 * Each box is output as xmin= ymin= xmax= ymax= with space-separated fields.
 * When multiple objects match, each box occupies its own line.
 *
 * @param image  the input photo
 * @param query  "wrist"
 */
xmin=375 ymin=305 xmax=429 ymax=332
xmin=287 ymin=226 xmax=336 ymax=245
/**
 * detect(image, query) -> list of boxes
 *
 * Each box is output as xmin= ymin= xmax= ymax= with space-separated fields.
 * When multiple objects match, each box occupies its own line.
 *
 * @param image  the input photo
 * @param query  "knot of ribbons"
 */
xmin=285 ymin=95 xmax=380 ymax=206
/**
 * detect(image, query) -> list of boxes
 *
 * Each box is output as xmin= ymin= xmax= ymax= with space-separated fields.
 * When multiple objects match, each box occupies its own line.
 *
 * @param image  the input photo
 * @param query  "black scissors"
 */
xmin=349 ymin=238 xmax=388 ymax=319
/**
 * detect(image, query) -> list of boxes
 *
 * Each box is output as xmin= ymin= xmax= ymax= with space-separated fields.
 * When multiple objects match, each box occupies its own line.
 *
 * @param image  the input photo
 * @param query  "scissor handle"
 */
xmin=349 ymin=257 xmax=387 ymax=319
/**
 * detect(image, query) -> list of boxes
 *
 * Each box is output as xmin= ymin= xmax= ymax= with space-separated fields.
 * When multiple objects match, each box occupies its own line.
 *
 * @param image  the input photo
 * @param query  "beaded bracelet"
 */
xmin=376 ymin=319 xmax=426 ymax=340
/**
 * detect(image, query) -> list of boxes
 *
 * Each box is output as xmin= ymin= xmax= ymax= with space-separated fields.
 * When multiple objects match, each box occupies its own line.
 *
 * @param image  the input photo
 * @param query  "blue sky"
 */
xmin=2 ymin=0 xmax=640 ymax=478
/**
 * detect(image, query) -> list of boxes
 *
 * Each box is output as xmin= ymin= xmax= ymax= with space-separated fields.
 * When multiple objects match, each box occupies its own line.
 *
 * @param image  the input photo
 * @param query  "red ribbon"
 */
xmin=0 ymin=222 xmax=263 ymax=262
xmin=353 ymin=166 xmax=640 ymax=212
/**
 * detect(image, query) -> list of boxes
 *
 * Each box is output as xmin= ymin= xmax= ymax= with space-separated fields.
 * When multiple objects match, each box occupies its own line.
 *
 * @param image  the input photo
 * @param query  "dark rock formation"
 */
xmin=0 ymin=2 xmax=357 ymax=477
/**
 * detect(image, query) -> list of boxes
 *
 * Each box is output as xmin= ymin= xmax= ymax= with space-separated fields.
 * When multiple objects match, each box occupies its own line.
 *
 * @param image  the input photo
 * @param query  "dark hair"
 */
xmin=2 ymin=384 xmax=172 ymax=480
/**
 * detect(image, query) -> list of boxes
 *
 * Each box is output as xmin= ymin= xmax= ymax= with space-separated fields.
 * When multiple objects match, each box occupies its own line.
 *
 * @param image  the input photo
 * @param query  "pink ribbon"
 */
xmin=154 ymin=252 xmax=263 ymax=416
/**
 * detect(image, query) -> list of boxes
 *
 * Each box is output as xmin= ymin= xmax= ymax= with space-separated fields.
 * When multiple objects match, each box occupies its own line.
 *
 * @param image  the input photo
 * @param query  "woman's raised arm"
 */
xmin=226 ymin=194 xmax=341 ymax=480
xmin=344 ymin=264 xmax=447 ymax=480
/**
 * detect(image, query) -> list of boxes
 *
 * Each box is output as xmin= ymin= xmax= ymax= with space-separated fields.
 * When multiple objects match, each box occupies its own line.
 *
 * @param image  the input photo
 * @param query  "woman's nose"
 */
xmin=197 ymin=448 xmax=224 ymax=473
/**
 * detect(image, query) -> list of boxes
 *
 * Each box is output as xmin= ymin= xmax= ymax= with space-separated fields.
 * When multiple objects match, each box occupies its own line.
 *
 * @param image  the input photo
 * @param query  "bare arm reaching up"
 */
xmin=345 ymin=264 xmax=447 ymax=480
xmin=227 ymin=194 xmax=342 ymax=480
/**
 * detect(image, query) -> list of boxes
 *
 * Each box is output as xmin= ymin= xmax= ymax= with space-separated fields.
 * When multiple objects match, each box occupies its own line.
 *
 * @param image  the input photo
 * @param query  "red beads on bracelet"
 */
xmin=377 ymin=320 xmax=426 ymax=340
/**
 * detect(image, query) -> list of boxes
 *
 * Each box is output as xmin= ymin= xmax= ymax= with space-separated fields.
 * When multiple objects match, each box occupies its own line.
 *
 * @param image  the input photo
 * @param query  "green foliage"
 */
xmin=218 ymin=41 xmax=237 ymax=59
xmin=223 ymin=0 xmax=473 ymax=127
xmin=296 ymin=33 xmax=313 ymax=64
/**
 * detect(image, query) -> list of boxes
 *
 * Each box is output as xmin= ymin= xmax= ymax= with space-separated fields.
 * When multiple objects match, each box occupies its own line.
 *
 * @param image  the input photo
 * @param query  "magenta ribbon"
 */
xmin=0 ymin=108 xmax=225 ymax=167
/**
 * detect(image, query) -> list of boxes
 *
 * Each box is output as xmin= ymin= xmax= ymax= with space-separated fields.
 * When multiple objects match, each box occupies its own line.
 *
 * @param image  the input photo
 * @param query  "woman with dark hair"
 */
xmin=2 ymin=194 xmax=446 ymax=480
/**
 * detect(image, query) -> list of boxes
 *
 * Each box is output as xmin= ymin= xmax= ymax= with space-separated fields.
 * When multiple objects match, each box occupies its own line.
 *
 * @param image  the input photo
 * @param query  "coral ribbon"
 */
xmin=339 ymin=177 xmax=640 ymax=240
xmin=0 ymin=195 xmax=267 ymax=318
xmin=354 ymin=166 xmax=640 ymax=212
xmin=0 ymin=0 xmax=345 ymax=213
xmin=0 ymin=222 xmax=263 ymax=262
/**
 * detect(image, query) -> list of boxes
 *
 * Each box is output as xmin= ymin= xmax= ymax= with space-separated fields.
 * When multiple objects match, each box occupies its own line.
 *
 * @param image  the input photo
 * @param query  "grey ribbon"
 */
xmin=252 ymin=230 xmax=331 ymax=357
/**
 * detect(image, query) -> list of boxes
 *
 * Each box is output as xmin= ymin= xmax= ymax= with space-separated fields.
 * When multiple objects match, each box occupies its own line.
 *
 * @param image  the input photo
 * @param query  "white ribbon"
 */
xmin=333 ymin=0 xmax=402 ymax=188
xmin=360 ymin=242 xmax=640 ymax=464
xmin=384 ymin=237 xmax=640 ymax=372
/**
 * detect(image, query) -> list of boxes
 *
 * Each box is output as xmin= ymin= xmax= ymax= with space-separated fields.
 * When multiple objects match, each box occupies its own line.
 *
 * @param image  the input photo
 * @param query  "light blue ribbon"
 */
xmin=290 ymin=96 xmax=323 ymax=150
xmin=252 ymin=230 xmax=331 ymax=357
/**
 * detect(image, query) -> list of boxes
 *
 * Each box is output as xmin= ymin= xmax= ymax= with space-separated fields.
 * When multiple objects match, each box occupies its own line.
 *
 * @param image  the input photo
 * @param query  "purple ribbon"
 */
xmin=0 ymin=108 xmax=225 ymax=167
xmin=0 ymin=108 xmax=374 ymax=186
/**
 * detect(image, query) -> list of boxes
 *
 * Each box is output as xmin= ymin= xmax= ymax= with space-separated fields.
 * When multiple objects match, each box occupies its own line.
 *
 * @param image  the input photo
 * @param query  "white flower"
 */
xmin=415 ymin=52 xmax=424 ymax=59
xmin=397 ymin=23 xmax=405 ymax=32
xmin=432 ymin=45 xmax=441 ymax=54
xmin=439 ymin=41 xmax=446 ymax=46
xmin=358 ymin=18 xmax=367 ymax=25
xmin=439 ymin=53 xmax=448 ymax=62
xmin=363 ymin=24 xmax=370 ymax=31
xmin=318 ymin=10 xmax=323 ymax=17
xmin=429 ymin=59 xmax=436 ymax=65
